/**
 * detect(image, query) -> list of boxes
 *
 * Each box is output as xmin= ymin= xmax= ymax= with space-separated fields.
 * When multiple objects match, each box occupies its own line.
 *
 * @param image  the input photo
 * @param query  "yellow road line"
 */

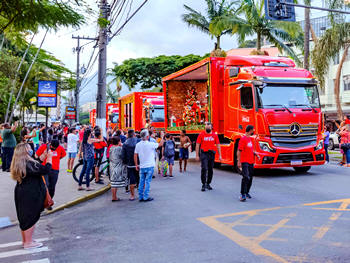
xmin=198 ymin=216 xmax=289 ymax=263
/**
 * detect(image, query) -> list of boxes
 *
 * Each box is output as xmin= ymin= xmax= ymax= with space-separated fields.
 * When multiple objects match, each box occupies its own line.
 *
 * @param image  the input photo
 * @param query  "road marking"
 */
xmin=0 ymin=247 xmax=49 ymax=259
xmin=199 ymin=215 xmax=289 ymax=263
xmin=21 ymin=259 xmax=50 ymax=263
xmin=312 ymin=201 xmax=349 ymax=240
xmin=0 ymin=238 xmax=50 ymax=249
xmin=198 ymin=198 xmax=350 ymax=263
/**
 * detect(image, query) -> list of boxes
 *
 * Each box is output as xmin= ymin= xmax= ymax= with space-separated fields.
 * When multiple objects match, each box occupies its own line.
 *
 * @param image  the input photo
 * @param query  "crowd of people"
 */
xmin=9 ymin=114 xmax=350 ymax=250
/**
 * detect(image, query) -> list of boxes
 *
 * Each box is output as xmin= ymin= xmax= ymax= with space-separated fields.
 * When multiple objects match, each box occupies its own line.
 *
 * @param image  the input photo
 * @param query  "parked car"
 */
xmin=329 ymin=131 xmax=340 ymax=150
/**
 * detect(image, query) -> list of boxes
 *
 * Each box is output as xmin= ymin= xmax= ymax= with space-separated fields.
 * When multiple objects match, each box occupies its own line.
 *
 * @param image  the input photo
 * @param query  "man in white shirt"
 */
xmin=134 ymin=129 xmax=160 ymax=202
xmin=67 ymin=128 xmax=79 ymax=173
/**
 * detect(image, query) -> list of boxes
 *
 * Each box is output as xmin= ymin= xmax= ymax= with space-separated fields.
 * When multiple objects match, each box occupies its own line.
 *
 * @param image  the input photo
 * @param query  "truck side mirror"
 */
xmin=229 ymin=67 xmax=239 ymax=78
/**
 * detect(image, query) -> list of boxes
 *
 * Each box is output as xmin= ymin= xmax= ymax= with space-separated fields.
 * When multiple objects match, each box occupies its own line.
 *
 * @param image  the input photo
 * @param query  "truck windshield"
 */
xmin=151 ymin=107 xmax=165 ymax=122
xmin=110 ymin=113 xmax=119 ymax=123
xmin=256 ymin=85 xmax=320 ymax=109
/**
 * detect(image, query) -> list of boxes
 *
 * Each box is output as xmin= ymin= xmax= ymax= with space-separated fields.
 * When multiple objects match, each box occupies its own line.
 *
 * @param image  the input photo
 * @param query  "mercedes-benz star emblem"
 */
xmin=289 ymin=123 xmax=301 ymax=136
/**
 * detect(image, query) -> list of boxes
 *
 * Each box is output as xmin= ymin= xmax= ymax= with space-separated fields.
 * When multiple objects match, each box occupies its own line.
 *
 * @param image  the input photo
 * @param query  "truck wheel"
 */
xmin=328 ymin=139 xmax=334 ymax=150
xmin=214 ymin=162 xmax=221 ymax=168
xmin=293 ymin=166 xmax=311 ymax=173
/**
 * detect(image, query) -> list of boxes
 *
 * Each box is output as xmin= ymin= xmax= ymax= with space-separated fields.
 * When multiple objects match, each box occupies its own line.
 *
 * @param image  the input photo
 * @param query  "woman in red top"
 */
xmin=339 ymin=124 xmax=350 ymax=167
xmin=93 ymin=127 xmax=107 ymax=184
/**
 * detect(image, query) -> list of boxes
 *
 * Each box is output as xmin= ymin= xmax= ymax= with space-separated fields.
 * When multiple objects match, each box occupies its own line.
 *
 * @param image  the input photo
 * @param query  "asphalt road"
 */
xmin=1 ymin=162 xmax=350 ymax=263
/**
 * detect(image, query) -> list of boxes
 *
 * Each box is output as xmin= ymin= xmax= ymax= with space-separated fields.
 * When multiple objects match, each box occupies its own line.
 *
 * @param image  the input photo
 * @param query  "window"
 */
xmin=333 ymin=53 xmax=340 ymax=65
xmin=344 ymin=75 xmax=350 ymax=91
xmin=241 ymin=87 xmax=254 ymax=109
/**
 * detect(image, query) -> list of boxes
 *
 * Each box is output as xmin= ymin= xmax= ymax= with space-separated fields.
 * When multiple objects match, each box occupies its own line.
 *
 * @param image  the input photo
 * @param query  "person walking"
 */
xmin=324 ymin=125 xmax=331 ymax=164
xmin=35 ymin=139 xmax=66 ymax=205
xmin=195 ymin=122 xmax=222 ymax=192
xmin=122 ymin=129 xmax=140 ymax=201
xmin=339 ymin=124 xmax=350 ymax=167
xmin=237 ymin=125 xmax=257 ymax=202
xmin=78 ymin=128 xmax=103 ymax=191
xmin=178 ymin=130 xmax=191 ymax=173
xmin=12 ymin=143 xmax=53 ymax=249
xmin=109 ymin=136 xmax=128 ymax=201
xmin=162 ymin=133 xmax=175 ymax=177
xmin=93 ymin=127 xmax=107 ymax=184
xmin=134 ymin=129 xmax=159 ymax=202
xmin=1 ymin=121 xmax=18 ymax=172
xmin=67 ymin=128 xmax=79 ymax=173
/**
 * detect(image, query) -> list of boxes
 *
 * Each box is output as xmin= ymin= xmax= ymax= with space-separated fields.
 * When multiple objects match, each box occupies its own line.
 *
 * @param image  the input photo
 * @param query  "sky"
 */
xmin=32 ymin=0 xmax=327 ymax=105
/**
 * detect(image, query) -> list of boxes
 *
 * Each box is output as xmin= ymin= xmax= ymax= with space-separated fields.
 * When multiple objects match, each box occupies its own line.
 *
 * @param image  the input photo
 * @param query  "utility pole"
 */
xmin=72 ymin=35 xmax=97 ymax=124
xmin=96 ymin=0 xmax=110 ymax=133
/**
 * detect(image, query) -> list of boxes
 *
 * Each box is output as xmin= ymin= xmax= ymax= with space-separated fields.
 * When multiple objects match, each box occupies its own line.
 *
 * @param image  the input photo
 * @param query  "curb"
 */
xmin=2 ymin=184 xmax=111 ymax=230
xmin=45 ymin=184 xmax=111 ymax=215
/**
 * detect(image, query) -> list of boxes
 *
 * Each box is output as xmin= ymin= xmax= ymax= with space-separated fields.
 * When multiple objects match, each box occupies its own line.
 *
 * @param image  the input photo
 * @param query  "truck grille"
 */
xmin=269 ymin=124 xmax=318 ymax=148
xmin=276 ymin=152 xmax=314 ymax=163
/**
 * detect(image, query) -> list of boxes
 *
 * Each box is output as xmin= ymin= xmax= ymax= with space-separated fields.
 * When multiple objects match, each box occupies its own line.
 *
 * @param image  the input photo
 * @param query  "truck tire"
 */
xmin=328 ymin=139 xmax=334 ymax=150
xmin=293 ymin=166 xmax=311 ymax=173
xmin=214 ymin=162 xmax=221 ymax=168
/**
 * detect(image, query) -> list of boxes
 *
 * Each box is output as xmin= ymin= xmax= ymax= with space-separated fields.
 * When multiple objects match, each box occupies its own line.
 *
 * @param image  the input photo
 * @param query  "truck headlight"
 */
xmin=315 ymin=140 xmax=324 ymax=151
xmin=259 ymin=142 xmax=275 ymax=153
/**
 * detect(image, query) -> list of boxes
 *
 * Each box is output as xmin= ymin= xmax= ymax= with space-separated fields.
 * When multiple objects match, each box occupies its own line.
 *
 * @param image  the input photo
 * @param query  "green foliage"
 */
xmin=182 ymin=0 xmax=238 ymax=50
xmin=0 ymin=32 xmax=76 ymax=122
xmin=210 ymin=0 xmax=303 ymax=64
xmin=79 ymin=112 xmax=90 ymax=125
xmin=0 ymin=0 xmax=85 ymax=33
xmin=97 ymin=18 xmax=110 ymax=28
xmin=312 ymin=23 xmax=350 ymax=88
xmin=111 ymin=54 xmax=206 ymax=90
xmin=238 ymin=39 xmax=257 ymax=48
xmin=167 ymin=125 xmax=205 ymax=131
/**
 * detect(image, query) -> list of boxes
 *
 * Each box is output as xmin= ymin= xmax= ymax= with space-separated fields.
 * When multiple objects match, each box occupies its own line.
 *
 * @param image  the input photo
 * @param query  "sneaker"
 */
xmin=144 ymin=197 xmax=154 ymax=202
xmin=169 ymin=175 xmax=174 ymax=178
xmin=239 ymin=194 xmax=246 ymax=202
xmin=246 ymin=193 xmax=252 ymax=199
xmin=95 ymin=180 xmax=104 ymax=185
xmin=24 ymin=242 xmax=43 ymax=250
xmin=201 ymin=185 xmax=206 ymax=192
xmin=206 ymin=184 xmax=213 ymax=190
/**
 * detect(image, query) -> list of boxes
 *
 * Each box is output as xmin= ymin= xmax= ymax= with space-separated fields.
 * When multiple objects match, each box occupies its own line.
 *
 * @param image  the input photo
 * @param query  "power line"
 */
xmin=109 ymin=0 xmax=148 ymax=41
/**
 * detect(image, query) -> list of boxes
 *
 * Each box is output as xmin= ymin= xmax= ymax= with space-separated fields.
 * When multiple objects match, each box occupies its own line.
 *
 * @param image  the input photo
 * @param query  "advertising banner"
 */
xmin=38 ymin=80 xmax=57 ymax=107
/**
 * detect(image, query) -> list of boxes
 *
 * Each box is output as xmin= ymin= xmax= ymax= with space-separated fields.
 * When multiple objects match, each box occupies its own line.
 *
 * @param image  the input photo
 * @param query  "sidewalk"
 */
xmin=0 ymin=156 xmax=110 ymax=228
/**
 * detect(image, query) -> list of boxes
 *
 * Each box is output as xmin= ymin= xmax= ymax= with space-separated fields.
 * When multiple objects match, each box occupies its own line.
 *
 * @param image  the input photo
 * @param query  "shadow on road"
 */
xmin=214 ymin=164 xmax=319 ymax=178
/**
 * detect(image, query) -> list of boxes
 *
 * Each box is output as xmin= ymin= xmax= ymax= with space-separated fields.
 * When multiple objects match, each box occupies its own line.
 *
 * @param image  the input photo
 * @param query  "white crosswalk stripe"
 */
xmin=0 ymin=238 xmax=50 ymax=249
xmin=0 ymin=237 xmax=51 ymax=262
xmin=0 ymin=247 xmax=50 ymax=259
xmin=21 ymin=258 xmax=50 ymax=263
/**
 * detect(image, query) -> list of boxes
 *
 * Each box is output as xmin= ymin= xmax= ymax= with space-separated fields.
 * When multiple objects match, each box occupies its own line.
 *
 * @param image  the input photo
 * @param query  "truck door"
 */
xmin=238 ymin=85 xmax=255 ymax=132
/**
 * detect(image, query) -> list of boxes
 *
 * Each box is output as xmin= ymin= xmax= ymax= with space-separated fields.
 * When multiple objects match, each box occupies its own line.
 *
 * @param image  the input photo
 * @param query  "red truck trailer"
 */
xmin=119 ymin=92 xmax=165 ymax=131
xmin=89 ymin=103 xmax=119 ymax=129
xmin=162 ymin=56 xmax=325 ymax=172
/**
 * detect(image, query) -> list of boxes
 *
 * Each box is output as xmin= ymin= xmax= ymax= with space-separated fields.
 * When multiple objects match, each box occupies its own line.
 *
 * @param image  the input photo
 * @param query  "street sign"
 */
xmin=38 ymin=80 xmax=57 ymax=107
xmin=265 ymin=0 xmax=296 ymax=22
xmin=65 ymin=106 xmax=76 ymax=120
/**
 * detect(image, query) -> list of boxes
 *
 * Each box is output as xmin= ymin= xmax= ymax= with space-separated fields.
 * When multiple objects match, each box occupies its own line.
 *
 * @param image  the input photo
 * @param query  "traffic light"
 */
xmin=265 ymin=0 xmax=296 ymax=21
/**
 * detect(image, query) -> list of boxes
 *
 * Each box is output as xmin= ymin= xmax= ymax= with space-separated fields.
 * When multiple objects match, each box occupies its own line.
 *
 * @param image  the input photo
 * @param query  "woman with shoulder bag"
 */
xmin=339 ymin=124 xmax=350 ymax=167
xmin=11 ymin=142 xmax=53 ymax=249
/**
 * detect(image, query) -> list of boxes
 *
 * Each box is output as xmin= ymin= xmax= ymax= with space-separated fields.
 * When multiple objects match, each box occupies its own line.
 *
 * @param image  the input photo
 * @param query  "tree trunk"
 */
xmin=310 ymin=25 xmax=317 ymax=44
xmin=334 ymin=45 xmax=349 ymax=120
xmin=216 ymin=36 xmax=221 ymax=50
xmin=257 ymin=32 xmax=261 ymax=51
xmin=304 ymin=7 xmax=310 ymax=70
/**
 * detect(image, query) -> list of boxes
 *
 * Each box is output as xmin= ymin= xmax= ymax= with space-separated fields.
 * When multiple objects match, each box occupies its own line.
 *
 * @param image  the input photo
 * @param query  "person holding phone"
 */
xmin=35 ymin=139 xmax=66 ymax=206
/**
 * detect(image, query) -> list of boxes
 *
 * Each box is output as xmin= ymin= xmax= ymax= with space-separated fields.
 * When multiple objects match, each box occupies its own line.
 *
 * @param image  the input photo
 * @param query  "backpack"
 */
xmin=164 ymin=140 xmax=175 ymax=158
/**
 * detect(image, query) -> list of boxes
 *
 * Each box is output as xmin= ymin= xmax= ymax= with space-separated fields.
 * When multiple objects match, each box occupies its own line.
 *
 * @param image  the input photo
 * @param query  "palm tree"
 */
xmin=312 ymin=22 xmax=350 ymax=120
xmin=212 ymin=0 xmax=303 ymax=63
xmin=182 ymin=0 xmax=238 ymax=51
xmin=106 ymin=78 xmax=122 ymax=103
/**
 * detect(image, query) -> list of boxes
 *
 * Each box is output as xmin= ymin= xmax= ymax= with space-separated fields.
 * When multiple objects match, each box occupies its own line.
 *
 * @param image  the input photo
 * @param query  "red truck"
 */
xmin=119 ymin=92 xmax=165 ymax=131
xmin=89 ymin=103 xmax=119 ymax=129
xmin=162 ymin=56 xmax=325 ymax=172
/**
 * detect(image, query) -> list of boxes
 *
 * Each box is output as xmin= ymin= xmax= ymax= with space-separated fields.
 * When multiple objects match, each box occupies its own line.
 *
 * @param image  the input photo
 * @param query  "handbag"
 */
xmin=42 ymin=176 xmax=54 ymax=209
